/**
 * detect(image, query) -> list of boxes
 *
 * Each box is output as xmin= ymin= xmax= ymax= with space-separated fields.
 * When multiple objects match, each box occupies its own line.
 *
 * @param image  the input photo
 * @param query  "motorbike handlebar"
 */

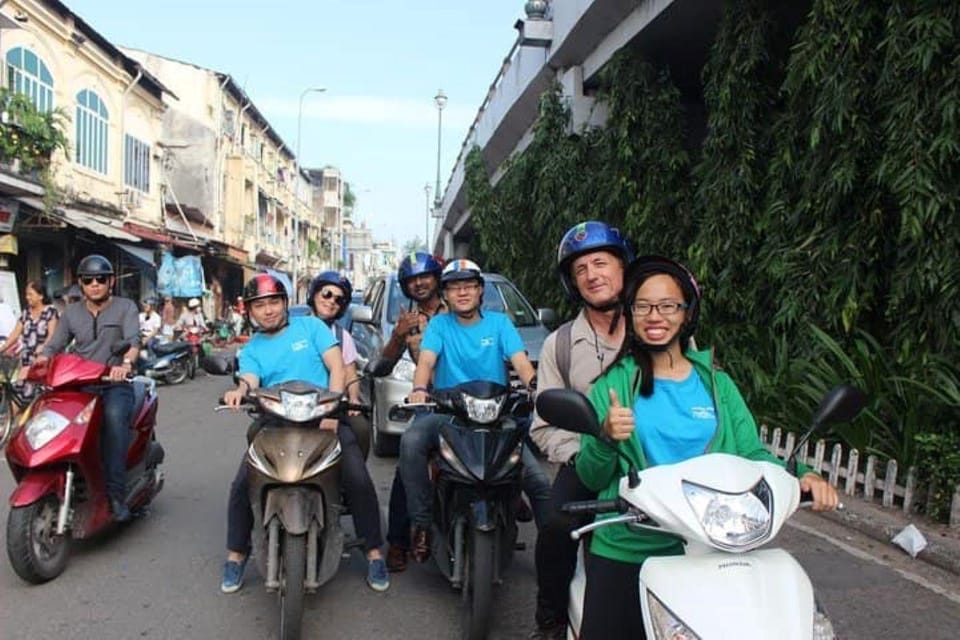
xmin=562 ymin=498 xmax=626 ymax=515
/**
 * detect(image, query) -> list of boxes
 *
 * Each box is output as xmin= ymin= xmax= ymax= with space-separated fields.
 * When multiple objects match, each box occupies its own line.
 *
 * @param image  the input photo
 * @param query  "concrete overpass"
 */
xmin=431 ymin=0 xmax=807 ymax=257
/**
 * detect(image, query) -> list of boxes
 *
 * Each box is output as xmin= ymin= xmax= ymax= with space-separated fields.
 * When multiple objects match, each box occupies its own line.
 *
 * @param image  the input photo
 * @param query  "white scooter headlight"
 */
xmin=682 ymin=478 xmax=773 ymax=550
xmin=24 ymin=410 xmax=71 ymax=450
xmin=461 ymin=393 xmax=505 ymax=424
xmin=648 ymin=590 xmax=701 ymax=640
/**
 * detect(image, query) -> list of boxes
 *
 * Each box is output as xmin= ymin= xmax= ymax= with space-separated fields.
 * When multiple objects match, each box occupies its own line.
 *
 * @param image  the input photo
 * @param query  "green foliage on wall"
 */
xmin=463 ymin=0 xmax=960 ymax=512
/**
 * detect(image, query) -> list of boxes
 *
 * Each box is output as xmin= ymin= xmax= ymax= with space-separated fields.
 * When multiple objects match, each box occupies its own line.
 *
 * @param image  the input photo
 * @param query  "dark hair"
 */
xmin=26 ymin=280 xmax=49 ymax=305
xmin=612 ymin=271 xmax=695 ymax=398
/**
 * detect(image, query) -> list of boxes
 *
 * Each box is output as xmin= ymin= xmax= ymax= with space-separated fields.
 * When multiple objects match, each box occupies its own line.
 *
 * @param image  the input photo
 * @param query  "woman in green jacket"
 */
xmin=575 ymin=255 xmax=839 ymax=639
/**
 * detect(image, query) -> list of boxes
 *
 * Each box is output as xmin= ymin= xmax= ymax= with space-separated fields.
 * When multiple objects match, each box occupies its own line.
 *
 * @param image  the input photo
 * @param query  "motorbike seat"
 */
xmin=153 ymin=341 xmax=191 ymax=356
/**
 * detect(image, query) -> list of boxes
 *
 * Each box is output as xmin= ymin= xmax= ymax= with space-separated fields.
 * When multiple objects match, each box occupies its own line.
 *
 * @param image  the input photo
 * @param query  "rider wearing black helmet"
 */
xmin=528 ymin=221 xmax=633 ymax=639
xmin=39 ymin=254 xmax=141 ymax=522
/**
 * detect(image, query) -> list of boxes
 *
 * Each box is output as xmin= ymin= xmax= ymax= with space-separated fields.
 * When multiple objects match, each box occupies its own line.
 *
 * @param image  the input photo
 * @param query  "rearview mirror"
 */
xmin=535 ymin=389 xmax=602 ymax=438
xmin=538 ymin=308 xmax=559 ymax=331
xmin=351 ymin=304 xmax=374 ymax=324
xmin=811 ymin=384 xmax=867 ymax=428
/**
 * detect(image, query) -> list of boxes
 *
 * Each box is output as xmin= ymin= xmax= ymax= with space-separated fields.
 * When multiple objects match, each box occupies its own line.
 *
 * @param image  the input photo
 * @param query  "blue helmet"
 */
xmin=556 ymin=221 xmax=633 ymax=301
xmin=397 ymin=252 xmax=443 ymax=298
xmin=308 ymin=270 xmax=353 ymax=320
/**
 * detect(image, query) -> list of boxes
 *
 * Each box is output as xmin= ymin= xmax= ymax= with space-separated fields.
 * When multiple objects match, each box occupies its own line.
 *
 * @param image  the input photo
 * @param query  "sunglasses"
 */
xmin=319 ymin=290 xmax=347 ymax=306
xmin=79 ymin=275 xmax=109 ymax=286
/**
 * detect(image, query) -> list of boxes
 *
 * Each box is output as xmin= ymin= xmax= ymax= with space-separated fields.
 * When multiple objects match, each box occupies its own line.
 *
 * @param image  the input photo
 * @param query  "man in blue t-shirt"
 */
xmin=218 ymin=274 xmax=390 ymax=594
xmin=401 ymin=259 xmax=539 ymax=563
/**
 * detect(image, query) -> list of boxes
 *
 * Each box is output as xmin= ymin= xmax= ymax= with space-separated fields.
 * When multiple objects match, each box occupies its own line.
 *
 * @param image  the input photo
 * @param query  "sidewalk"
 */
xmin=813 ymin=494 xmax=960 ymax=576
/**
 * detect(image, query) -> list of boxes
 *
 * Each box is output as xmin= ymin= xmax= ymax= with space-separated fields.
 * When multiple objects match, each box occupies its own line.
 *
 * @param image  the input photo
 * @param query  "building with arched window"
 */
xmin=0 ymin=0 xmax=173 ymax=304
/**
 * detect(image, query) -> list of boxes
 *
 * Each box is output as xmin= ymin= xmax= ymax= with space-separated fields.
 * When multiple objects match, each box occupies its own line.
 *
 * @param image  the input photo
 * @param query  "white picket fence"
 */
xmin=760 ymin=425 xmax=960 ymax=528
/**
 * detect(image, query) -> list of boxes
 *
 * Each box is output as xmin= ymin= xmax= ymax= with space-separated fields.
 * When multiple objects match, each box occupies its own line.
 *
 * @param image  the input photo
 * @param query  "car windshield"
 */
xmin=386 ymin=278 xmax=538 ymax=328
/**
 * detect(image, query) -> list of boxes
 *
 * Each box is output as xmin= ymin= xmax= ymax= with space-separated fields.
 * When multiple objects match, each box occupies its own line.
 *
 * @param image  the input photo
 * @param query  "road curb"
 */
xmin=812 ymin=497 xmax=960 ymax=577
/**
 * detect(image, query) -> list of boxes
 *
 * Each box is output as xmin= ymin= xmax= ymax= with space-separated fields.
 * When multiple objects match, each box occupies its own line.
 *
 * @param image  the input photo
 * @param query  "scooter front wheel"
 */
xmin=462 ymin=529 xmax=495 ymax=640
xmin=6 ymin=494 xmax=70 ymax=584
xmin=278 ymin=532 xmax=306 ymax=640
xmin=164 ymin=360 xmax=188 ymax=385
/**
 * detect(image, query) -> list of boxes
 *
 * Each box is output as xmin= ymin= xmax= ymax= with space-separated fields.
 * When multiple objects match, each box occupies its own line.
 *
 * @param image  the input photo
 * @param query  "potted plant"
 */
xmin=0 ymin=88 xmax=70 ymax=175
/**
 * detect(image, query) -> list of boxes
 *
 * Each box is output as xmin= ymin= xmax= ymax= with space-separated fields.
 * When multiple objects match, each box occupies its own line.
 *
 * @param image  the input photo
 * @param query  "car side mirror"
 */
xmin=351 ymin=304 xmax=374 ymax=324
xmin=538 ymin=308 xmax=559 ymax=331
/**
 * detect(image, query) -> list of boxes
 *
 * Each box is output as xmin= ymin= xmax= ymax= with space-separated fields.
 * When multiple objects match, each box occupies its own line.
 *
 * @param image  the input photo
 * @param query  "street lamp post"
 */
xmin=432 ymin=90 xmax=447 ymax=250
xmin=423 ymin=183 xmax=432 ymax=251
xmin=293 ymin=86 xmax=325 ymax=302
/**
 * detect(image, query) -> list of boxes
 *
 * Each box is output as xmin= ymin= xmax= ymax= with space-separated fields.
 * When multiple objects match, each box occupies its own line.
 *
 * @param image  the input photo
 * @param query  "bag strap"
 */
xmin=555 ymin=320 xmax=574 ymax=388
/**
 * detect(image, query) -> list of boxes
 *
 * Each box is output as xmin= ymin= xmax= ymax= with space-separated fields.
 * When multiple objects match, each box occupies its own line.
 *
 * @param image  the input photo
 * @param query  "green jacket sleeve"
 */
xmin=716 ymin=372 xmax=813 ymax=477
xmin=574 ymin=372 xmax=620 ymax=493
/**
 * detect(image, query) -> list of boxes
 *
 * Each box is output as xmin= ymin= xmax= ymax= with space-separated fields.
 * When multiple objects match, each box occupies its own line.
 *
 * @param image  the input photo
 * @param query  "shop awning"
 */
xmin=116 ymin=242 xmax=155 ymax=269
xmin=62 ymin=208 xmax=141 ymax=242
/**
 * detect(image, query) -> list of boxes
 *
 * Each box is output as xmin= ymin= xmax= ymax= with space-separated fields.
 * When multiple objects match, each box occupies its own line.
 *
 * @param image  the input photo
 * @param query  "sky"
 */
xmin=65 ymin=0 xmax=527 ymax=249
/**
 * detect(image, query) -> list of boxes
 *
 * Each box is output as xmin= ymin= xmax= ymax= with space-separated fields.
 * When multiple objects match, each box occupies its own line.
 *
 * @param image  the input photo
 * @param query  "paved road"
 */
xmin=1 ymin=374 xmax=958 ymax=639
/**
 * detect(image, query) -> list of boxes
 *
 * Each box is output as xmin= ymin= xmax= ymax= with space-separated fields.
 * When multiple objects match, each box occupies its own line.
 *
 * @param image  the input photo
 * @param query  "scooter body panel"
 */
xmin=640 ymin=548 xmax=815 ymax=640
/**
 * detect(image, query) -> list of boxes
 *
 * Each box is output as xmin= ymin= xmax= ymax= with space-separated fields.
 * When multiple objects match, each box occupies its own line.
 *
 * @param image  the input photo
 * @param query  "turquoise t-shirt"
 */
xmin=633 ymin=370 xmax=718 ymax=466
xmin=421 ymin=311 xmax=525 ymax=389
xmin=239 ymin=315 xmax=338 ymax=388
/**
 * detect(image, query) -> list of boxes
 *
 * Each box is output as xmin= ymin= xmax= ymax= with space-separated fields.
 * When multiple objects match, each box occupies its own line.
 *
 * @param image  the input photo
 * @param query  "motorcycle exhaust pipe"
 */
xmin=56 ymin=466 xmax=74 ymax=535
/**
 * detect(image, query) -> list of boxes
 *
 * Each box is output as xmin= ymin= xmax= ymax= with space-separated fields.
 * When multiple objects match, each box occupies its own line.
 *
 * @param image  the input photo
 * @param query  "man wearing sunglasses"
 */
xmin=39 ymin=254 xmax=141 ymax=522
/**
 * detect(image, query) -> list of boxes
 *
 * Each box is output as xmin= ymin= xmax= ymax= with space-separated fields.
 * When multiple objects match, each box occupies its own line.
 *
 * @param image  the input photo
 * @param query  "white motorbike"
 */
xmin=536 ymin=384 xmax=865 ymax=640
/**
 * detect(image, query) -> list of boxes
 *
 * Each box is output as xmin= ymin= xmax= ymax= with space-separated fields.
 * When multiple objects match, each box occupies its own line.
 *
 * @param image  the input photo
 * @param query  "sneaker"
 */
xmin=366 ymin=558 xmax=390 ymax=592
xmin=386 ymin=544 xmax=409 ymax=573
xmin=220 ymin=558 xmax=246 ymax=594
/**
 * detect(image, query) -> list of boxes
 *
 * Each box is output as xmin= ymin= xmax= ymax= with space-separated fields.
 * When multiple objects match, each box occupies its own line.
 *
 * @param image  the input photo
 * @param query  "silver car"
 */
xmin=350 ymin=273 xmax=557 ymax=456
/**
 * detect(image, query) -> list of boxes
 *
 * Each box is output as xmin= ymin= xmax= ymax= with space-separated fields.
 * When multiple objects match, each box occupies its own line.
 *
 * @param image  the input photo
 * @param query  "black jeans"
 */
xmin=580 ymin=554 xmax=646 ymax=639
xmin=226 ymin=421 xmax=384 ymax=554
xmin=533 ymin=462 xmax=596 ymax=628
xmin=386 ymin=468 xmax=410 ymax=548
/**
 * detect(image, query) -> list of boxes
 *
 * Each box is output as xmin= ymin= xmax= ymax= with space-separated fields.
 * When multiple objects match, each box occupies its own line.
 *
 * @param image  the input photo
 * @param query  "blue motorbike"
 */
xmin=138 ymin=337 xmax=194 ymax=384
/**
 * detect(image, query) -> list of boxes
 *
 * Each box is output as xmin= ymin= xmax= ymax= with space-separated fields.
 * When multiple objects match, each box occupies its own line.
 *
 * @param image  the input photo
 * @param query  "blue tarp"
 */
xmin=157 ymin=252 xmax=205 ymax=298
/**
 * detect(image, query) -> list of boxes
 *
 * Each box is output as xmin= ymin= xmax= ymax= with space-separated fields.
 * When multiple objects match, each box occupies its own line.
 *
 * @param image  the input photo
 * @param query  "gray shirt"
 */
xmin=42 ymin=297 xmax=140 ymax=364
xmin=529 ymin=309 xmax=623 ymax=464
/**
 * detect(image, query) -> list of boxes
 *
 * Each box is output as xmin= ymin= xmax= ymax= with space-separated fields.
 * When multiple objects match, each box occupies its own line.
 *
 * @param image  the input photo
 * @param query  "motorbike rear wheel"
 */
xmin=279 ymin=532 xmax=306 ymax=640
xmin=6 ymin=495 xmax=70 ymax=584
xmin=462 ymin=529 xmax=495 ymax=640
xmin=164 ymin=360 xmax=188 ymax=385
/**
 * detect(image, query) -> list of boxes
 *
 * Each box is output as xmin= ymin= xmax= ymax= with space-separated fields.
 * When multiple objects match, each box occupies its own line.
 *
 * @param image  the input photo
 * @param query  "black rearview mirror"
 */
xmin=535 ymin=389 xmax=602 ymax=439
xmin=811 ymin=384 xmax=867 ymax=428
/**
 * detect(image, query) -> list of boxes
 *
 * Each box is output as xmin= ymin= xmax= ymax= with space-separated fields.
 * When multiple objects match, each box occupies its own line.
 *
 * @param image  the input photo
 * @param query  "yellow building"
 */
xmin=0 ymin=0 xmax=172 ymax=301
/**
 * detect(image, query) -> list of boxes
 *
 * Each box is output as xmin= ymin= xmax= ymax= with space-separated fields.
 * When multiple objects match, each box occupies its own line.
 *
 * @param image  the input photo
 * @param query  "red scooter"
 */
xmin=4 ymin=352 xmax=165 ymax=583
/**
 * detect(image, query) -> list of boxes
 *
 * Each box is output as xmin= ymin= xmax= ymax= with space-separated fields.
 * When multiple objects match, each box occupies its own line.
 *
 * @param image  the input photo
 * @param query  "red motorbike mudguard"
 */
xmin=9 ymin=467 xmax=65 ymax=507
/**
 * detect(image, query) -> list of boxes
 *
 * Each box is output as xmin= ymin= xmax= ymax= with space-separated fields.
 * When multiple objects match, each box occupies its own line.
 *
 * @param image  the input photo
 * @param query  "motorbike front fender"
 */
xmin=263 ymin=486 xmax=323 ymax=535
xmin=9 ymin=467 xmax=65 ymax=507
xmin=471 ymin=498 xmax=496 ymax=532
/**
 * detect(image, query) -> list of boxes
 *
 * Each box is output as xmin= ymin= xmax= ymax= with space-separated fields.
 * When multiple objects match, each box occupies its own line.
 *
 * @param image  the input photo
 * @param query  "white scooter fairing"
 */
xmin=567 ymin=453 xmax=833 ymax=640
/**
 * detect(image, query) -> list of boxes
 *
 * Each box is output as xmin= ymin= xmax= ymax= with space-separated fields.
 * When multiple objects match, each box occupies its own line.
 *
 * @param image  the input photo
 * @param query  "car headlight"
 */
xmin=259 ymin=391 xmax=337 ymax=422
xmin=648 ymin=590 xmax=700 ymax=640
xmin=390 ymin=357 xmax=415 ymax=382
xmin=682 ymin=478 xmax=772 ymax=550
xmin=461 ymin=393 xmax=505 ymax=424
xmin=24 ymin=410 xmax=71 ymax=450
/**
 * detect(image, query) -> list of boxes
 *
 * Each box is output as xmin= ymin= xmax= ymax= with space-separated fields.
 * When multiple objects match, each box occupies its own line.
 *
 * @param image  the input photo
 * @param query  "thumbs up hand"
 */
xmin=604 ymin=389 xmax=635 ymax=441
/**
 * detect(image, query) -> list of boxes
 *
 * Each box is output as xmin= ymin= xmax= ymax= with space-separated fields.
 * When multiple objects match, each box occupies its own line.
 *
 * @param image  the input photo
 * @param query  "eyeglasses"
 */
xmin=319 ymin=290 xmax=347 ymax=306
xmin=79 ymin=275 xmax=109 ymax=286
xmin=445 ymin=282 xmax=480 ymax=293
xmin=631 ymin=301 xmax=688 ymax=316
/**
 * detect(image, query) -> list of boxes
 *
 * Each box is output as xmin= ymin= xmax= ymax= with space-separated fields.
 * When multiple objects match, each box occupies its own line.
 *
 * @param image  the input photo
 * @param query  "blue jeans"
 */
xmin=98 ymin=384 xmax=134 ymax=500
xmin=399 ymin=413 xmax=552 ymax=529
